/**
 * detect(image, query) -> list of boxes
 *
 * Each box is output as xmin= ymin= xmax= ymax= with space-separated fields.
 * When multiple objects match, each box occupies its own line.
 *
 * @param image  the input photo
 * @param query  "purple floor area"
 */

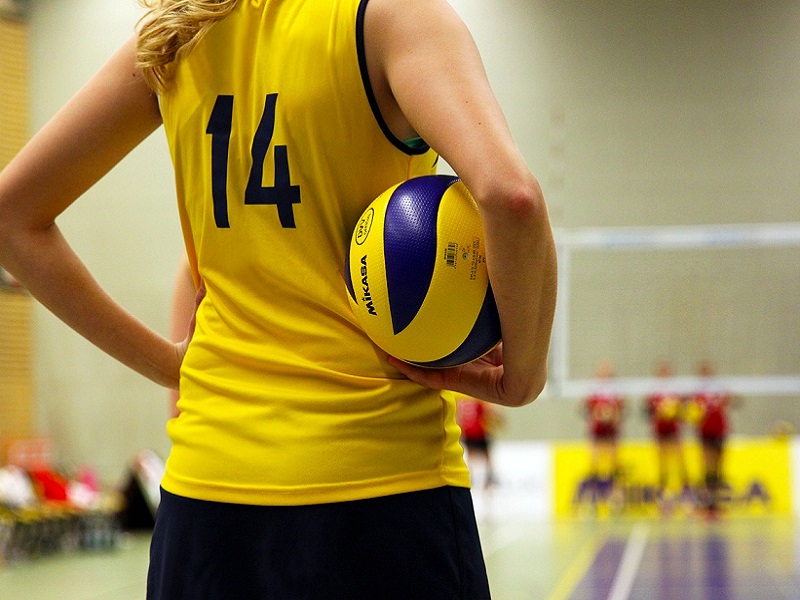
xmin=566 ymin=518 xmax=799 ymax=600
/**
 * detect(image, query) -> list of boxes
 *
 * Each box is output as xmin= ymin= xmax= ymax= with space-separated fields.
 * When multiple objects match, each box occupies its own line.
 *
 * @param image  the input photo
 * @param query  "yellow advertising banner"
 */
xmin=554 ymin=437 xmax=791 ymax=518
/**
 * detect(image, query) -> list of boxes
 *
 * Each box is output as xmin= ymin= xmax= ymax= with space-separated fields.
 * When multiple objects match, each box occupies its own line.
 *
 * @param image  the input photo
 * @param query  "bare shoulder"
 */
xmin=362 ymin=0 xmax=471 ymax=143
xmin=364 ymin=0 xmax=469 ymax=46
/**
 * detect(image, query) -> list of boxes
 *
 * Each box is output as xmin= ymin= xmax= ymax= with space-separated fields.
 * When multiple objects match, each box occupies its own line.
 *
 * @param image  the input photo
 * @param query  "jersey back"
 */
xmin=158 ymin=0 xmax=468 ymax=505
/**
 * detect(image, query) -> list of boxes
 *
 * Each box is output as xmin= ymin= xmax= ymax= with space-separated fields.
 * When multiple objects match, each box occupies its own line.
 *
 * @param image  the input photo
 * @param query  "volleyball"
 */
xmin=345 ymin=175 xmax=501 ymax=367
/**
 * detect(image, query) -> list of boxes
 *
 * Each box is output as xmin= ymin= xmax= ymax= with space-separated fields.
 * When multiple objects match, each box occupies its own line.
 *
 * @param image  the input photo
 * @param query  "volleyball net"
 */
xmin=549 ymin=222 xmax=800 ymax=399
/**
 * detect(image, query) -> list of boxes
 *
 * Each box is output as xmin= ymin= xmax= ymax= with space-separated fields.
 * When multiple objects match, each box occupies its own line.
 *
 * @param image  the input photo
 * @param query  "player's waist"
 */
xmin=164 ymin=392 xmax=469 ymax=504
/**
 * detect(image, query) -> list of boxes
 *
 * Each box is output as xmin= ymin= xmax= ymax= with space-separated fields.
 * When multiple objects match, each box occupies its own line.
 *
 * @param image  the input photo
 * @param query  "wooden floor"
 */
xmin=1 ymin=512 xmax=797 ymax=599
xmin=485 ymin=515 xmax=800 ymax=599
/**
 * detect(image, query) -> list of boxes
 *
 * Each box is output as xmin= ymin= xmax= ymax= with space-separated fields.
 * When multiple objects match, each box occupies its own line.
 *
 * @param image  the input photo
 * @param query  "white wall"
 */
xmin=24 ymin=0 xmax=800 ymax=480
xmin=28 ymin=0 xmax=181 ymax=481
xmin=450 ymin=0 xmax=800 ymax=228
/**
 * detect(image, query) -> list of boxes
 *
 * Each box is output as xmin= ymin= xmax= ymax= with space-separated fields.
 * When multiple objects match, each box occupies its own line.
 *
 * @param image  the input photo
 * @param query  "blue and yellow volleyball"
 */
xmin=345 ymin=175 xmax=501 ymax=367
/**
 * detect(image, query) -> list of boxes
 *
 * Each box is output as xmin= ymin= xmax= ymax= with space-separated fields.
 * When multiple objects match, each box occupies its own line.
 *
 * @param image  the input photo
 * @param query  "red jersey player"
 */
xmin=456 ymin=395 xmax=501 ymax=489
xmin=689 ymin=361 xmax=736 ymax=515
xmin=584 ymin=361 xmax=625 ymax=484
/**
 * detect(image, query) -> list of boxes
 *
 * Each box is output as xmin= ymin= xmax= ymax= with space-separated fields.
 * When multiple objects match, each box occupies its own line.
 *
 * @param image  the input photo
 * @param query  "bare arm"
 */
xmin=367 ymin=0 xmax=557 ymax=407
xmin=168 ymin=257 xmax=198 ymax=414
xmin=0 ymin=36 xmax=183 ymax=388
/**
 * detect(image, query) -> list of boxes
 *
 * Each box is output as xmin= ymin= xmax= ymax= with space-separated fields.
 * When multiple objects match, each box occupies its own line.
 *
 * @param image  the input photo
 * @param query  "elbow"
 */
xmin=508 ymin=176 xmax=547 ymax=222
xmin=0 ymin=214 xmax=25 ymax=261
xmin=474 ymin=172 xmax=546 ymax=224
xmin=0 ymin=216 xmax=14 ymax=263
xmin=0 ymin=209 xmax=48 ymax=275
xmin=0 ymin=194 xmax=21 ymax=257
xmin=504 ymin=365 xmax=548 ymax=408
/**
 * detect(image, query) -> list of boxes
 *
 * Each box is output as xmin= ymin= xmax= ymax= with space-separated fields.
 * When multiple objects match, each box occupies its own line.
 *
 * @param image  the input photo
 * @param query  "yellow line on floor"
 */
xmin=546 ymin=530 xmax=605 ymax=600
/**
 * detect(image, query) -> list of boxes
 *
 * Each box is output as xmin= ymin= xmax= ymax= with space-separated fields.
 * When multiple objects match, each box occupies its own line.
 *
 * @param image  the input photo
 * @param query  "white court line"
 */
xmin=607 ymin=524 xmax=650 ymax=600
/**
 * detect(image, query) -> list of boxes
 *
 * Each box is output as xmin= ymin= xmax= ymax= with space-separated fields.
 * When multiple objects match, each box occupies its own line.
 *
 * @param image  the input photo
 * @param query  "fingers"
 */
xmin=194 ymin=282 xmax=206 ymax=309
xmin=185 ymin=282 xmax=206 ymax=337
xmin=387 ymin=356 xmax=449 ymax=389
xmin=388 ymin=353 xmax=507 ymax=405
xmin=172 ymin=281 xmax=207 ymax=385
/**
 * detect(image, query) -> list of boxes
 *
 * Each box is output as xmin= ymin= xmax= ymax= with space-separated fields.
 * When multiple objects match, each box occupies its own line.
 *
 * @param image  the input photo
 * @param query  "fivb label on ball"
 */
xmin=355 ymin=208 xmax=374 ymax=246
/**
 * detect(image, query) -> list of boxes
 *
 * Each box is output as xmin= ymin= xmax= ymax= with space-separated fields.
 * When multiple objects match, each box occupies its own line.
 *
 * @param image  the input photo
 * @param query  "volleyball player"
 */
xmin=456 ymin=394 xmax=502 ymax=489
xmin=690 ymin=361 xmax=736 ymax=517
xmin=584 ymin=360 xmax=625 ymax=486
xmin=644 ymin=360 xmax=688 ymax=502
xmin=0 ymin=0 xmax=557 ymax=597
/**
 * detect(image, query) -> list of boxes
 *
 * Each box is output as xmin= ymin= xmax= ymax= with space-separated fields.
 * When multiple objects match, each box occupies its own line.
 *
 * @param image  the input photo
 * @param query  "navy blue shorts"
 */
xmin=147 ymin=486 xmax=490 ymax=599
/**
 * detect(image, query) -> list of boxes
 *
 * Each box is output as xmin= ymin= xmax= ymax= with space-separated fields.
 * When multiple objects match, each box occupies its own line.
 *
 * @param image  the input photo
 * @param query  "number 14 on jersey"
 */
xmin=206 ymin=93 xmax=301 ymax=229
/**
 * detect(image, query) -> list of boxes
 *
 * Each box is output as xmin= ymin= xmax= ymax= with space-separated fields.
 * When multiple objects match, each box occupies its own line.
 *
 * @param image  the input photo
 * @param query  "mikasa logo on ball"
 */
xmin=360 ymin=255 xmax=377 ymax=315
xmin=355 ymin=208 xmax=374 ymax=246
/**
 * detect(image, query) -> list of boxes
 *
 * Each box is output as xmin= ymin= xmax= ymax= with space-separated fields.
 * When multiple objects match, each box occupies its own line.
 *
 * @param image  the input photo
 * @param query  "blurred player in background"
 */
xmin=644 ymin=360 xmax=688 ymax=503
xmin=584 ymin=360 xmax=625 ymax=494
xmin=687 ymin=360 xmax=737 ymax=516
xmin=456 ymin=394 xmax=503 ymax=489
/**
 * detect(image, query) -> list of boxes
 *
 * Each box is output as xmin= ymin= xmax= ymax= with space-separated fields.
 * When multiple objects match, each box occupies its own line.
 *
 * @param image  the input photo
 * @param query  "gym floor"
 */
xmin=0 ymin=514 xmax=796 ymax=599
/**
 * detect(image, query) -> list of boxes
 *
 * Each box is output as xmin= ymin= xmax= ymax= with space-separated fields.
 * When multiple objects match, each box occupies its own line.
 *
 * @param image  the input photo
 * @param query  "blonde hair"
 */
xmin=136 ymin=0 xmax=239 ymax=93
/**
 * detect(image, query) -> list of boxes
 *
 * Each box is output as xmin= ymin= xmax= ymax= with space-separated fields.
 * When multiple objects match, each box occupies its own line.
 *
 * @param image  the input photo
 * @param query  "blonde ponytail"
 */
xmin=136 ymin=0 xmax=239 ymax=93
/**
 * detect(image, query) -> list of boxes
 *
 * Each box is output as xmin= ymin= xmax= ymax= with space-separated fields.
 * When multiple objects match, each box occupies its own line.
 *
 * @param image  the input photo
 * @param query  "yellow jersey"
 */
xmin=158 ymin=0 xmax=469 ymax=505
